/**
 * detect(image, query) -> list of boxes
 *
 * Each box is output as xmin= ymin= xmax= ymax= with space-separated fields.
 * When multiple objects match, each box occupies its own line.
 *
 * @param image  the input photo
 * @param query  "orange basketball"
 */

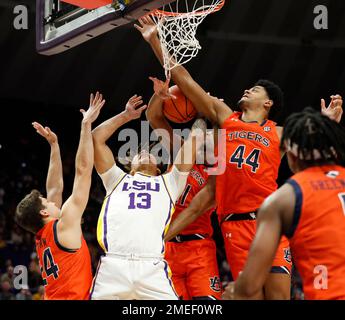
xmin=163 ymin=85 xmax=197 ymax=123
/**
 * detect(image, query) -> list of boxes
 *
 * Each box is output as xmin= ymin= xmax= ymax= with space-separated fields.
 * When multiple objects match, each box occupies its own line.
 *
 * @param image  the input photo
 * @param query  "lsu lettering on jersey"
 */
xmin=286 ymin=165 xmax=345 ymax=300
xmin=216 ymin=112 xmax=281 ymax=215
xmin=35 ymin=220 xmax=92 ymax=300
xmin=96 ymin=164 xmax=188 ymax=256
xmin=172 ymin=164 xmax=214 ymax=237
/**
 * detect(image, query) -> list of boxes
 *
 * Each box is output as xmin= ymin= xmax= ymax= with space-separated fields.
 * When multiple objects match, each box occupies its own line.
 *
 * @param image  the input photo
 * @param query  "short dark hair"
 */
xmin=15 ymin=190 xmax=45 ymax=234
xmin=281 ymin=107 xmax=345 ymax=166
xmin=255 ymin=79 xmax=284 ymax=117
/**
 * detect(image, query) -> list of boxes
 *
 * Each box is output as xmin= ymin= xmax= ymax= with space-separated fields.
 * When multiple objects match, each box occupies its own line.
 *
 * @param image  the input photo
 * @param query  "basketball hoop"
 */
xmin=151 ymin=0 xmax=225 ymax=78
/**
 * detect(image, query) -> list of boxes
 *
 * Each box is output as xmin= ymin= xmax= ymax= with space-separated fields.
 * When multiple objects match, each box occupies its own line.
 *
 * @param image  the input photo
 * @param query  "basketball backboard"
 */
xmin=36 ymin=0 xmax=175 ymax=55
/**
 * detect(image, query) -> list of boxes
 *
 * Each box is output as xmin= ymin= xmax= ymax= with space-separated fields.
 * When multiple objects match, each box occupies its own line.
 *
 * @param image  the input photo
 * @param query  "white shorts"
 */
xmin=90 ymin=253 xmax=179 ymax=300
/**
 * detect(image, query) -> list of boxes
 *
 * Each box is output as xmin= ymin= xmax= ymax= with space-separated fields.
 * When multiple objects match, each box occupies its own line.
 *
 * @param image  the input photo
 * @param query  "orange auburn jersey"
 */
xmin=35 ymin=220 xmax=93 ymax=300
xmin=286 ymin=165 xmax=345 ymax=300
xmin=171 ymin=164 xmax=214 ymax=237
xmin=216 ymin=112 xmax=281 ymax=216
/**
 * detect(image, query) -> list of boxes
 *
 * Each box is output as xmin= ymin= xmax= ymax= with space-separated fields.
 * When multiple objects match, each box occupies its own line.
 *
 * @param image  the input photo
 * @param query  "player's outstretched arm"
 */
xmin=146 ymin=80 xmax=183 ymax=155
xmin=164 ymin=175 xmax=216 ymax=241
xmin=321 ymin=94 xmax=343 ymax=123
xmin=57 ymin=93 xmax=105 ymax=249
xmin=135 ymin=15 xmax=232 ymax=126
xmin=223 ymin=184 xmax=295 ymax=300
xmin=173 ymin=118 xmax=206 ymax=173
xmin=92 ymin=94 xmax=147 ymax=174
xmin=32 ymin=122 xmax=63 ymax=209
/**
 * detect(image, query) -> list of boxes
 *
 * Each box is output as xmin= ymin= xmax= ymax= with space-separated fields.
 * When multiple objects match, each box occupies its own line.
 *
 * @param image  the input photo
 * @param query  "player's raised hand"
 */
xmin=32 ymin=122 xmax=58 ymax=145
xmin=124 ymin=95 xmax=147 ymax=120
xmin=80 ymin=91 xmax=105 ymax=124
xmin=149 ymin=76 xmax=177 ymax=100
xmin=134 ymin=14 xmax=158 ymax=43
xmin=321 ymin=94 xmax=343 ymax=123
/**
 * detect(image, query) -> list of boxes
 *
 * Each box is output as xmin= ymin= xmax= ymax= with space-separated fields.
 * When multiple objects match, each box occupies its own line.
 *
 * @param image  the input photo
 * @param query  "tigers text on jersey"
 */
xmin=286 ymin=165 xmax=345 ymax=300
xmin=96 ymin=164 xmax=188 ymax=257
xmin=216 ymin=112 xmax=281 ymax=215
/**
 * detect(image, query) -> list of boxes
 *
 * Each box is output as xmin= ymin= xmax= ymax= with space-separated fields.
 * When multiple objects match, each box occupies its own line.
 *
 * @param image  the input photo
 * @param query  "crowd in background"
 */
xmin=0 ymin=128 xmax=304 ymax=300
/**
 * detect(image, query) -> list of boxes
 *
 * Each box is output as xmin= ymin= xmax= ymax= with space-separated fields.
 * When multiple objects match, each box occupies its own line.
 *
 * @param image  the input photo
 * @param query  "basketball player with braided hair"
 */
xmin=135 ymin=15 xmax=343 ymax=299
xmin=223 ymin=108 xmax=345 ymax=300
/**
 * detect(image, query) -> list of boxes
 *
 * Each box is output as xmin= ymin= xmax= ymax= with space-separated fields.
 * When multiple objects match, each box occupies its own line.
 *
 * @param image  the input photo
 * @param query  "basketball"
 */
xmin=162 ymin=85 xmax=197 ymax=123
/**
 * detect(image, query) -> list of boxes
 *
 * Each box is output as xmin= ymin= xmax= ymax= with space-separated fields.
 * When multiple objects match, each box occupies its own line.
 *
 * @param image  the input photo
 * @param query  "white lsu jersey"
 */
xmin=96 ymin=164 xmax=188 ymax=257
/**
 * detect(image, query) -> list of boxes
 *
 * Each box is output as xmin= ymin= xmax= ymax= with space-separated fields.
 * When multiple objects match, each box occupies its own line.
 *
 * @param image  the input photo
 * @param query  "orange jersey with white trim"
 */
xmin=35 ymin=220 xmax=93 ymax=300
xmin=286 ymin=165 xmax=345 ymax=300
xmin=216 ymin=112 xmax=281 ymax=215
xmin=172 ymin=164 xmax=214 ymax=236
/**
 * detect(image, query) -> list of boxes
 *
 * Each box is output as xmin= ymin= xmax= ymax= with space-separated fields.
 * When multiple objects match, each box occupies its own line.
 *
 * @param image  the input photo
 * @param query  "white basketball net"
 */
xmin=152 ymin=0 xmax=225 ymax=78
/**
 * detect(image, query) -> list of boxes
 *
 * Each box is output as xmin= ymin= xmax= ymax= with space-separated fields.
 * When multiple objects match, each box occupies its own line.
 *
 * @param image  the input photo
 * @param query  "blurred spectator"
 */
xmin=28 ymin=258 xmax=43 ymax=293
xmin=0 ymin=281 xmax=15 ymax=300
xmin=32 ymin=286 xmax=45 ymax=300
xmin=15 ymin=285 xmax=32 ymax=300
xmin=1 ymin=265 xmax=14 ymax=287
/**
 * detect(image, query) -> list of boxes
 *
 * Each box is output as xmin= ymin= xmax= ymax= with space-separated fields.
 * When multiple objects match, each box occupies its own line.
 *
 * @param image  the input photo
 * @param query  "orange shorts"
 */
xmin=165 ymin=238 xmax=222 ymax=300
xmin=221 ymin=219 xmax=292 ymax=280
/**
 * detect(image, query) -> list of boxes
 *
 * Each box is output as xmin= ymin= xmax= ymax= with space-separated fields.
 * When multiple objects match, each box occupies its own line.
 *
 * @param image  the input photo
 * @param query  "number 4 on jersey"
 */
xmin=230 ymin=145 xmax=261 ymax=173
xmin=41 ymin=247 xmax=59 ymax=285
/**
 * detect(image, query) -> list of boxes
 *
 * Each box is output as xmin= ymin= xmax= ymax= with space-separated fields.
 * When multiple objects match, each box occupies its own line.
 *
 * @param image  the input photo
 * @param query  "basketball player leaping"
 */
xmin=15 ymin=92 xmax=105 ymax=299
xmin=90 ymin=94 xmax=205 ymax=300
xmin=146 ymin=88 xmax=222 ymax=300
xmin=223 ymin=108 xmax=345 ymax=300
xmin=135 ymin=15 xmax=343 ymax=299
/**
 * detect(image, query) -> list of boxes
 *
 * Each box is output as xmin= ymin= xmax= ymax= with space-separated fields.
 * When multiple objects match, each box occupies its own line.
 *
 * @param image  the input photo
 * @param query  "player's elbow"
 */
xmin=75 ymin=161 xmax=91 ymax=177
xmin=91 ymin=127 xmax=105 ymax=144
xmin=145 ymin=107 xmax=156 ymax=123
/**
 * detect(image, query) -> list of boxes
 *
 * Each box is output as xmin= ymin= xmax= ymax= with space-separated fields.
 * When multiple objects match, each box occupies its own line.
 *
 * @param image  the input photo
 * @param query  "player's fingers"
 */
xmin=94 ymin=91 xmax=99 ymax=104
xmin=90 ymin=93 xmax=94 ymax=106
xmin=138 ymin=18 xmax=144 ymax=27
xmin=80 ymin=109 xmax=86 ymax=115
xmin=32 ymin=122 xmax=43 ymax=130
xmin=149 ymin=15 xmax=156 ymax=25
xmin=142 ymin=15 xmax=149 ymax=25
xmin=132 ymin=97 xmax=143 ymax=104
xmin=137 ymin=105 xmax=148 ymax=113
xmin=321 ymin=99 xmax=326 ymax=110
xmin=149 ymin=76 xmax=159 ymax=83
xmin=130 ymin=94 xmax=138 ymax=101
xmin=133 ymin=24 xmax=142 ymax=31
xmin=96 ymin=100 xmax=106 ymax=111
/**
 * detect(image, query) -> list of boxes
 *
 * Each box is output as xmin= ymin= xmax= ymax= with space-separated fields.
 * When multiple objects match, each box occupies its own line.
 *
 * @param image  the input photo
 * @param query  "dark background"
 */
xmin=1 ymin=0 xmax=345 ymax=182
xmin=0 ymin=0 xmax=344 ymax=300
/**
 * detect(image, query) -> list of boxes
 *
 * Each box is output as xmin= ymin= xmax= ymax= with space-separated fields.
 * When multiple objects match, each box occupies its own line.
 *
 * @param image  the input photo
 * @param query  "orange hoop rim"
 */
xmin=152 ymin=0 xmax=225 ymax=17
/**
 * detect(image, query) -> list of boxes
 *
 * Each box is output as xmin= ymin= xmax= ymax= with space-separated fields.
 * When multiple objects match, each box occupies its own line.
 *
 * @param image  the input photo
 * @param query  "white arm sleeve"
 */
xmin=162 ymin=165 xmax=189 ymax=204
xmin=99 ymin=164 xmax=125 ymax=195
